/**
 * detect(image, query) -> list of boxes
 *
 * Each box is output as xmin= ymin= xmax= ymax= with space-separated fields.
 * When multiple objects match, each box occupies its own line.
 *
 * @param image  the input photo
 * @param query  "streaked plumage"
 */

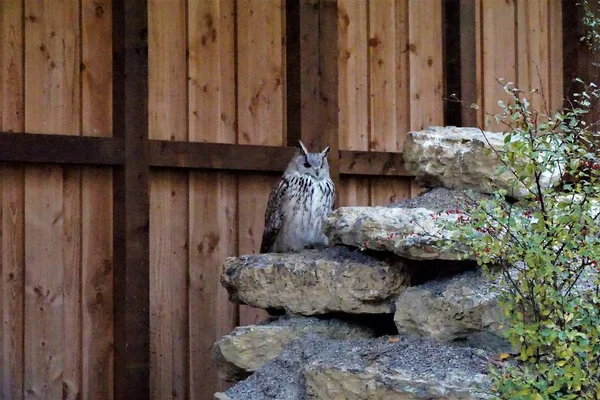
xmin=260 ymin=141 xmax=335 ymax=253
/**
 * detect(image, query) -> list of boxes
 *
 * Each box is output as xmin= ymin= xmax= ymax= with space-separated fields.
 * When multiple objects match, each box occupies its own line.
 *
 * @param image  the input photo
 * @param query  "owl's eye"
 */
xmin=303 ymin=161 xmax=311 ymax=168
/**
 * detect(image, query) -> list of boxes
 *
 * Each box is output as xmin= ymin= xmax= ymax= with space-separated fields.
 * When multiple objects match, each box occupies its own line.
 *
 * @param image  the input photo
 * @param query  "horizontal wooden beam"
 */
xmin=0 ymin=132 xmax=125 ymax=165
xmin=148 ymin=140 xmax=296 ymax=172
xmin=0 ymin=133 xmax=411 ymax=176
xmin=339 ymin=149 xmax=410 ymax=176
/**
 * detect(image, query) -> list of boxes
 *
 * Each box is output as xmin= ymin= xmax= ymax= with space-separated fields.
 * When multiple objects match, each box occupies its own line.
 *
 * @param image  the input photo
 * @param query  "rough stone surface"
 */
xmin=324 ymin=188 xmax=480 ymax=261
xmin=215 ymin=335 xmax=492 ymax=400
xmin=221 ymin=246 xmax=411 ymax=315
xmin=403 ymin=126 xmax=562 ymax=199
xmin=394 ymin=270 xmax=505 ymax=343
xmin=212 ymin=314 xmax=376 ymax=381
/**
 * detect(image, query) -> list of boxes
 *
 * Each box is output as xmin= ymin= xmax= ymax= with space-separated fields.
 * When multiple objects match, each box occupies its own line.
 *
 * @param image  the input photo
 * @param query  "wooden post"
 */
xmin=112 ymin=0 xmax=150 ymax=399
xmin=459 ymin=0 xmax=477 ymax=127
xmin=286 ymin=0 xmax=340 ymax=200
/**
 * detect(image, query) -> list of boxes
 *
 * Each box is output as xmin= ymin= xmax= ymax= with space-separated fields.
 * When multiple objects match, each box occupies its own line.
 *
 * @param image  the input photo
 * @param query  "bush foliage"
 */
xmin=444 ymin=80 xmax=600 ymax=399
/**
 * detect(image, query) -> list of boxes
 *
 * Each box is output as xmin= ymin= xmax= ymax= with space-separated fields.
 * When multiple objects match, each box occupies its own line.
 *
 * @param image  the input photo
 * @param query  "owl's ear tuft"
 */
xmin=320 ymin=146 xmax=330 ymax=158
xmin=298 ymin=140 xmax=309 ymax=156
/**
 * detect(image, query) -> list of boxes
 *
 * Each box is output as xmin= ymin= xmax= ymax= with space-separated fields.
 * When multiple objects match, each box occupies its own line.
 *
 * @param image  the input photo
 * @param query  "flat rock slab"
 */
xmin=403 ymin=126 xmax=562 ymax=199
xmin=215 ymin=335 xmax=492 ymax=400
xmin=394 ymin=270 xmax=505 ymax=343
xmin=212 ymin=314 xmax=376 ymax=381
xmin=221 ymin=246 xmax=411 ymax=315
xmin=324 ymin=188 xmax=481 ymax=261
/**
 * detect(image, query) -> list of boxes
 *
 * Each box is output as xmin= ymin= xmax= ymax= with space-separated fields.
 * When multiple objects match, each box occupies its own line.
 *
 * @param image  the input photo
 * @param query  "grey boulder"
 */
xmin=212 ymin=314 xmax=376 ymax=381
xmin=324 ymin=188 xmax=479 ymax=261
xmin=220 ymin=246 xmax=411 ymax=315
xmin=394 ymin=270 xmax=504 ymax=343
xmin=403 ymin=126 xmax=562 ymax=199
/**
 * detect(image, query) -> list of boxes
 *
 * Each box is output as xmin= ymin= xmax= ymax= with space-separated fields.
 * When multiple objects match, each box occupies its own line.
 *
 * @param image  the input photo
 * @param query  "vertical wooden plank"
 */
xmin=337 ymin=0 xmax=369 ymax=206
xmin=408 ymin=0 xmax=444 ymax=131
xmin=369 ymin=0 xmax=412 ymax=205
xmin=237 ymin=0 xmax=285 ymax=325
xmin=149 ymin=173 xmax=188 ymax=400
xmin=460 ymin=0 xmax=478 ymax=126
xmin=0 ymin=166 xmax=24 ymax=400
xmin=81 ymin=169 xmax=113 ymax=400
xmin=24 ymin=1 xmax=80 ymax=398
xmin=517 ymin=0 xmax=549 ymax=113
xmin=112 ymin=0 xmax=151 ymax=398
xmin=480 ymin=0 xmax=516 ymax=130
xmin=338 ymin=176 xmax=370 ymax=207
xmin=237 ymin=0 xmax=286 ymax=145
xmin=23 ymin=167 xmax=64 ymax=400
xmin=238 ymin=174 xmax=279 ymax=326
xmin=189 ymin=173 xmax=237 ymax=396
xmin=396 ymin=0 xmax=410 ymax=147
xmin=549 ymin=0 xmax=563 ymax=112
xmin=338 ymin=0 xmax=368 ymax=151
xmin=188 ymin=0 xmax=239 ymax=395
xmin=0 ymin=1 xmax=25 ymax=399
xmin=62 ymin=167 xmax=82 ymax=400
xmin=149 ymin=0 xmax=188 ymax=398
xmin=82 ymin=0 xmax=113 ymax=138
xmin=81 ymin=0 xmax=113 ymax=398
xmin=189 ymin=0 xmax=236 ymax=144
xmin=319 ymin=0 xmax=340 ymax=190
xmin=369 ymin=0 xmax=397 ymax=152
xmin=370 ymin=178 xmax=411 ymax=206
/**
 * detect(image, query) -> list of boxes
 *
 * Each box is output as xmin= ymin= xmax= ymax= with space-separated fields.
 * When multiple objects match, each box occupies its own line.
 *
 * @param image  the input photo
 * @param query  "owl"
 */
xmin=260 ymin=140 xmax=336 ymax=253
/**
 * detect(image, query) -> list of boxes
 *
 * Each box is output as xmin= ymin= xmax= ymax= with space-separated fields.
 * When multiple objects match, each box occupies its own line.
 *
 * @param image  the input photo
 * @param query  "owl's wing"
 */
xmin=260 ymin=177 xmax=288 ymax=253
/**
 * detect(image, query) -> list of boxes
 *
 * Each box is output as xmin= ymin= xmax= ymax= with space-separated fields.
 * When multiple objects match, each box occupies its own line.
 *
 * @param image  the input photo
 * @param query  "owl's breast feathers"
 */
xmin=259 ymin=173 xmax=335 ymax=253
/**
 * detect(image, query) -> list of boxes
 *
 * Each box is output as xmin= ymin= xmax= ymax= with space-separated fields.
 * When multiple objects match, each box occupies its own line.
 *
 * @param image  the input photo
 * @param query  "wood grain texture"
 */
xmin=81 ymin=1 xmax=113 ymax=398
xmin=0 ymin=166 xmax=25 ymax=400
xmin=189 ymin=0 xmax=236 ymax=144
xmin=82 ymin=0 xmax=112 ymax=138
xmin=549 ymin=0 xmax=563 ymax=112
xmin=189 ymin=172 xmax=238 ymax=397
xmin=517 ymin=0 xmax=549 ymax=113
xmin=408 ymin=0 xmax=444 ymax=131
xmin=395 ymin=0 xmax=410 ymax=148
xmin=370 ymin=177 xmax=411 ymax=206
xmin=238 ymin=174 xmax=279 ymax=326
xmin=62 ymin=167 xmax=82 ymax=400
xmin=148 ymin=0 xmax=189 ymax=398
xmin=81 ymin=169 xmax=113 ymax=400
xmin=24 ymin=1 xmax=81 ymax=399
xmin=369 ymin=0 xmax=397 ymax=152
xmin=236 ymin=0 xmax=286 ymax=326
xmin=338 ymin=176 xmax=370 ymax=207
xmin=338 ymin=0 xmax=370 ymax=206
xmin=24 ymin=0 xmax=80 ymax=136
xmin=150 ymin=172 xmax=188 ymax=400
xmin=24 ymin=167 xmax=65 ymax=400
xmin=338 ymin=0 xmax=368 ymax=151
xmin=369 ymin=0 xmax=413 ymax=206
xmin=237 ymin=0 xmax=286 ymax=145
xmin=480 ymin=0 xmax=516 ymax=130
xmin=1 ymin=1 xmax=25 ymax=399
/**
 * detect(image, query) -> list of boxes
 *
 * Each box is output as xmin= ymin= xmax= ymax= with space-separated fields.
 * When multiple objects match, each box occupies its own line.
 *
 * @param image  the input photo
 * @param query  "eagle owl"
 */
xmin=260 ymin=141 xmax=335 ymax=253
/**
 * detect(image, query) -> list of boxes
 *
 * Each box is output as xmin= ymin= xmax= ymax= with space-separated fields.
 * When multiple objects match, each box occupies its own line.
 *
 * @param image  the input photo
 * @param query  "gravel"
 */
xmin=387 ymin=187 xmax=490 ymax=211
xmin=218 ymin=334 xmax=493 ymax=400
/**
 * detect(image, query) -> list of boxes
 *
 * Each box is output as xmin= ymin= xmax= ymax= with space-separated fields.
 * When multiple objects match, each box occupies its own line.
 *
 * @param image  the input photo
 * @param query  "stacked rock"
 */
xmin=212 ymin=126 xmax=563 ymax=400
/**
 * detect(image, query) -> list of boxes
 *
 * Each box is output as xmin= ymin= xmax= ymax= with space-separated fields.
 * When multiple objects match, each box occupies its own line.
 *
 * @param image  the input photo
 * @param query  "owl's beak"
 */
xmin=315 ymin=169 xmax=321 ymax=177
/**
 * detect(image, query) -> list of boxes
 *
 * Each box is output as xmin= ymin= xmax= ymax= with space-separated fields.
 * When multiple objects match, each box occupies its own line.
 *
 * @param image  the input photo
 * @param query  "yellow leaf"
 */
xmin=498 ymin=352 xmax=511 ymax=361
xmin=388 ymin=337 xmax=399 ymax=343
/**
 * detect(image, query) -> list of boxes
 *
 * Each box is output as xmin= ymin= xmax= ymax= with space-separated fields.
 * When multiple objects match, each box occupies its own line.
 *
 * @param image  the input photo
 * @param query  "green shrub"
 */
xmin=445 ymin=81 xmax=600 ymax=399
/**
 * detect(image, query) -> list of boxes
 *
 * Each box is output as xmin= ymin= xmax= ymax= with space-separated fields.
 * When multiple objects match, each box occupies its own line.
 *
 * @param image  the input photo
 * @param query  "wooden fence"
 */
xmin=0 ymin=0 xmax=586 ymax=399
